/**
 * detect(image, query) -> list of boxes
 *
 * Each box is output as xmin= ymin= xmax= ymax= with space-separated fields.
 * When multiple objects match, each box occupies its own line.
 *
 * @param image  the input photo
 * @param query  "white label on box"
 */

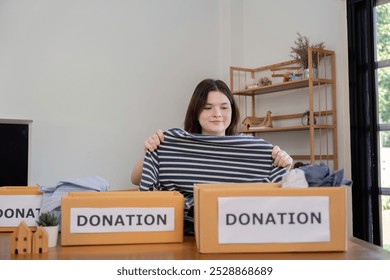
xmin=0 ymin=195 xmax=42 ymax=227
xmin=70 ymin=207 xmax=175 ymax=233
xmin=218 ymin=196 xmax=330 ymax=244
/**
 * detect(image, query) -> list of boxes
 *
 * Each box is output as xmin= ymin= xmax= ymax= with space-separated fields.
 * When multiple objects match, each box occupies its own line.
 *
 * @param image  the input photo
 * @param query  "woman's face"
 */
xmin=198 ymin=91 xmax=232 ymax=136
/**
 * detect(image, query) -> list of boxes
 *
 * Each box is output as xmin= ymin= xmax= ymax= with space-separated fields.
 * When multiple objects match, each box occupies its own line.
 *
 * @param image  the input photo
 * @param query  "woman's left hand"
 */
xmin=272 ymin=146 xmax=293 ymax=169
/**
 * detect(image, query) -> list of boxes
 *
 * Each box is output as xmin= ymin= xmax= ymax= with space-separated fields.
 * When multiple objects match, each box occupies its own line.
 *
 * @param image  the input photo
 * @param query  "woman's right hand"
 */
xmin=144 ymin=129 xmax=164 ymax=152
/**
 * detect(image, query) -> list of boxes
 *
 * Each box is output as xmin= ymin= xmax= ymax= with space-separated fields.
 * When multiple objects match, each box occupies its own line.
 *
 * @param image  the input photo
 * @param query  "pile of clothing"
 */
xmin=38 ymin=176 xmax=110 ymax=225
xmin=282 ymin=162 xmax=352 ymax=188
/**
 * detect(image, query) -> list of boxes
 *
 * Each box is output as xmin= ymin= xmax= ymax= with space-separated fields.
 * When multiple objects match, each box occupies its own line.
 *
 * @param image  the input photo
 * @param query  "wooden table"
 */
xmin=1 ymin=233 xmax=390 ymax=260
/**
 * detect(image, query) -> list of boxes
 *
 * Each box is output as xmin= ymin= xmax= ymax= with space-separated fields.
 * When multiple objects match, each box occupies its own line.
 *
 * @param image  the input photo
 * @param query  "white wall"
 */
xmin=0 ymin=0 xmax=223 ymax=189
xmin=228 ymin=0 xmax=351 ymax=178
xmin=0 ymin=0 xmax=350 ymax=190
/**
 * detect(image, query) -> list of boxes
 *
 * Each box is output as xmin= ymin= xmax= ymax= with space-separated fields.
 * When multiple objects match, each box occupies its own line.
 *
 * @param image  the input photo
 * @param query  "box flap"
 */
xmin=0 ymin=186 xmax=41 ymax=195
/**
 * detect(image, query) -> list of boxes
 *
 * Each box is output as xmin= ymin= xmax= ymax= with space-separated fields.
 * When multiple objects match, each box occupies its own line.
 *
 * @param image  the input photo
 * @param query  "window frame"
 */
xmin=375 ymin=1 xmax=390 ymax=198
xmin=347 ymin=0 xmax=382 ymax=245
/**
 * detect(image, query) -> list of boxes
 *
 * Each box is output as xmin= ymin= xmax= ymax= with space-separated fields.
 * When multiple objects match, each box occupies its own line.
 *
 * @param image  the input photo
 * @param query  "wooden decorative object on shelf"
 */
xmin=270 ymin=65 xmax=302 ymax=83
xmin=242 ymin=116 xmax=261 ymax=129
xmin=245 ymin=78 xmax=258 ymax=89
xmin=242 ymin=111 xmax=273 ymax=130
xmin=258 ymin=76 xmax=272 ymax=86
xmin=261 ymin=111 xmax=273 ymax=128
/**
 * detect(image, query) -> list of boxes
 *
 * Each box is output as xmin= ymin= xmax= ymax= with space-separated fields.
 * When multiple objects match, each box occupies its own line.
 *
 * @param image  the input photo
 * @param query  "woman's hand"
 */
xmin=131 ymin=129 xmax=165 ymax=185
xmin=272 ymin=145 xmax=293 ymax=169
xmin=144 ymin=129 xmax=164 ymax=152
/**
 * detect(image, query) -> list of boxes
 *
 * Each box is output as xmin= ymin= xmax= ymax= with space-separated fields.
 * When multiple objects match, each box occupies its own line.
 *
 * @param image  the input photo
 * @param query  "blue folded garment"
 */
xmin=38 ymin=176 xmax=110 ymax=225
xmin=299 ymin=162 xmax=352 ymax=187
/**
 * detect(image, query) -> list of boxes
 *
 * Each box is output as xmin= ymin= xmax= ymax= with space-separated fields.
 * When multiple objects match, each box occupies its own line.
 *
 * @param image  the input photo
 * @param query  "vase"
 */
xmin=43 ymin=225 xmax=59 ymax=247
xmin=303 ymin=68 xmax=318 ymax=78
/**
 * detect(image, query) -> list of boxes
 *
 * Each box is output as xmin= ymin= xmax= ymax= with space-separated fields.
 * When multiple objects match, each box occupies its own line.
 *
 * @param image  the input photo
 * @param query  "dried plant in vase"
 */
xmin=290 ymin=33 xmax=325 ymax=70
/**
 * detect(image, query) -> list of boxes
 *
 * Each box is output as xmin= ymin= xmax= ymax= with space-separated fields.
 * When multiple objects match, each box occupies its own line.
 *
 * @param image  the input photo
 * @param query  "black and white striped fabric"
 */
xmin=139 ymin=128 xmax=286 ymax=224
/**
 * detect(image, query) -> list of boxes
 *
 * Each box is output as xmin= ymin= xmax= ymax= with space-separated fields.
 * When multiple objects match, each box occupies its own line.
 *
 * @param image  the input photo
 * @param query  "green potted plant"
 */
xmin=36 ymin=211 xmax=59 ymax=247
xmin=290 ymin=33 xmax=325 ymax=78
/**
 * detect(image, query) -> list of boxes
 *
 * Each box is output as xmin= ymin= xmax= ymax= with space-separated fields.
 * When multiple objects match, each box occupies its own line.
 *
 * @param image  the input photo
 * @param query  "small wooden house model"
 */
xmin=10 ymin=221 xmax=32 ymax=255
xmin=242 ymin=116 xmax=262 ymax=129
xmin=242 ymin=111 xmax=273 ymax=129
xmin=32 ymin=226 xmax=48 ymax=254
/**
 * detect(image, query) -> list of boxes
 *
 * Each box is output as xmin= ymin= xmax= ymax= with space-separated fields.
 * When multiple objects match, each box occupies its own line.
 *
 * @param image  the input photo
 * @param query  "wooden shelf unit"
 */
xmin=230 ymin=48 xmax=338 ymax=169
xmin=231 ymin=77 xmax=333 ymax=96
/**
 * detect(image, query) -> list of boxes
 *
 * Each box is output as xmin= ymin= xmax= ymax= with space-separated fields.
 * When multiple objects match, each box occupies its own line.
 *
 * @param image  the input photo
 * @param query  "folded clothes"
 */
xmin=299 ymin=162 xmax=352 ymax=187
xmin=38 ymin=176 xmax=110 ymax=225
xmin=281 ymin=168 xmax=309 ymax=188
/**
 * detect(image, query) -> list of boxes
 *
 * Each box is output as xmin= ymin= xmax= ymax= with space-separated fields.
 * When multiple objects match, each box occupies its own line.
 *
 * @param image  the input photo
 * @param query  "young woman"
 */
xmin=131 ymin=79 xmax=292 ymax=185
xmin=131 ymin=79 xmax=292 ymax=234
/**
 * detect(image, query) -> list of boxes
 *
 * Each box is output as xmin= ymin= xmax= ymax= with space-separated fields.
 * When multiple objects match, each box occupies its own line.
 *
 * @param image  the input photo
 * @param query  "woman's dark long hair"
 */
xmin=184 ymin=79 xmax=240 ymax=135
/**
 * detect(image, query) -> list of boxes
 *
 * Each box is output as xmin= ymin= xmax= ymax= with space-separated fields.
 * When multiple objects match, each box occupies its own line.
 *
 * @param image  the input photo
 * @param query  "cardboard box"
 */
xmin=0 ymin=186 xmax=42 ymax=232
xmin=194 ymin=183 xmax=347 ymax=253
xmin=61 ymin=191 xmax=184 ymax=246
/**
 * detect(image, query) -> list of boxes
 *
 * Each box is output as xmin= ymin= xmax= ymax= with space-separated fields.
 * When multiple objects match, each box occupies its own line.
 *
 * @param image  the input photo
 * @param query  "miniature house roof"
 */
xmin=242 ymin=116 xmax=262 ymax=125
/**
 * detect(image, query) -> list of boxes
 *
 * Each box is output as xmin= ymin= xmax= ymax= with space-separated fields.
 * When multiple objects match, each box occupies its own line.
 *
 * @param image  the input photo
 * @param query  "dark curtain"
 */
xmin=347 ymin=0 xmax=381 ymax=245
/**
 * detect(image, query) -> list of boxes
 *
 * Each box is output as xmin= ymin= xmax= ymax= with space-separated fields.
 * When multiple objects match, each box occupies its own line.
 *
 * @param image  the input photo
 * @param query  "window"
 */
xmin=375 ymin=0 xmax=390 ymax=251
xmin=347 ymin=0 xmax=384 ymax=248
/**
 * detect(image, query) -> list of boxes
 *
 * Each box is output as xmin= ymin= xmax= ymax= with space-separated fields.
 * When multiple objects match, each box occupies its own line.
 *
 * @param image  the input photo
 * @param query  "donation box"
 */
xmin=61 ymin=190 xmax=184 ymax=246
xmin=0 ymin=186 xmax=42 ymax=232
xmin=194 ymin=183 xmax=347 ymax=253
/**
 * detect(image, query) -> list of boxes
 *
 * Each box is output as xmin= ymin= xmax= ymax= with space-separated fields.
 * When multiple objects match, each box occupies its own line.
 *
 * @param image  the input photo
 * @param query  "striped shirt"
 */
xmin=139 ymin=128 xmax=286 ymax=224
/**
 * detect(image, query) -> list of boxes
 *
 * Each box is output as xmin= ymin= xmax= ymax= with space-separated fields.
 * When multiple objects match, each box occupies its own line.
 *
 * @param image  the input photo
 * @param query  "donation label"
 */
xmin=218 ymin=196 xmax=330 ymax=244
